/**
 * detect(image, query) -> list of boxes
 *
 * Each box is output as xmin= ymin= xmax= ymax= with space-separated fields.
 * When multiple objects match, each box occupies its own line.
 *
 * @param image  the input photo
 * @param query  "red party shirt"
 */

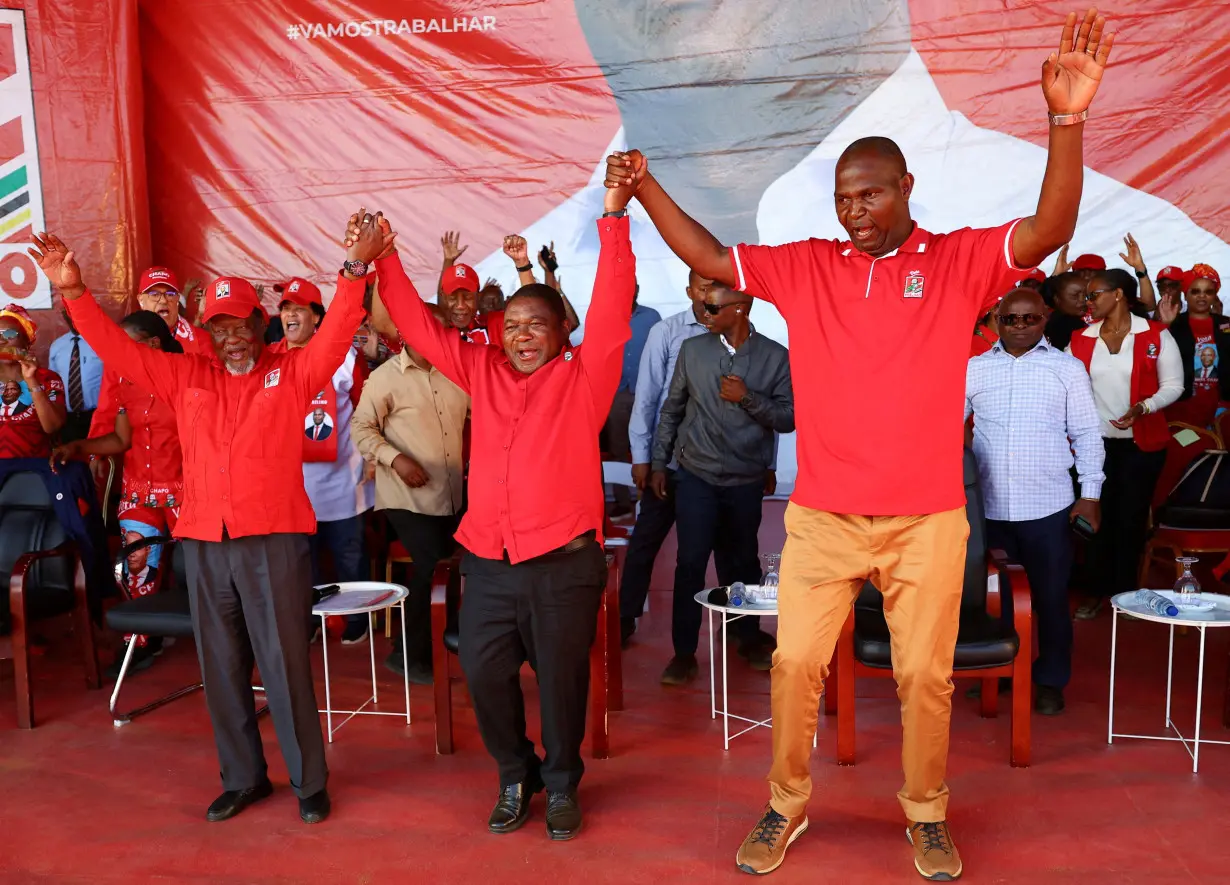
xmin=377 ymin=216 xmax=635 ymax=563
xmin=114 ymin=375 xmax=184 ymax=504
xmin=90 ymin=314 xmax=215 ymax=439
xmin=1167 ymin=315 xmax=1220 ymax=428
xmin=730 ymin=220 xmax=1026 ymax=515
xmin=0 ymin=368 xmax=64 ymax=459
xmin=66 ymin=274 xmax=366 ymax=541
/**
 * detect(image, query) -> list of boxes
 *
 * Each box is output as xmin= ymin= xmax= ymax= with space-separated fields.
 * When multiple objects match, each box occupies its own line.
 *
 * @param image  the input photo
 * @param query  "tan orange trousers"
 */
xmin=767 ymin=503 xmax=968 ymax=823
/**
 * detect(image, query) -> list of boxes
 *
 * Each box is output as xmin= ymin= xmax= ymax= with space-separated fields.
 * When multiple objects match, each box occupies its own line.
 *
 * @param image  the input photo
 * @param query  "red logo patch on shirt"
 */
xmin=264 ymin=369 xmax=281 ymax=388
xmin=903 ymin=271 xmax=925 ymax=299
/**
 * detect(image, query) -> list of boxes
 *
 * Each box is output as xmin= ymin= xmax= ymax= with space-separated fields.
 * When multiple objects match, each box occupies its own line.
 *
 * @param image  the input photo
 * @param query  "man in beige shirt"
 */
xmin=352 ymin=307 xmax=470 ymax=683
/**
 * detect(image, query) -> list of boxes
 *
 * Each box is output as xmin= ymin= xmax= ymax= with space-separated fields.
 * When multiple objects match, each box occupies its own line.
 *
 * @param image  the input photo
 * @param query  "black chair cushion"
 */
xmin=1154 ymin=506 xmax=1230 ymax=531
xmin=105 ymin=589 xmax=195 ymax=638
xmin=852 ymin=606 xmax=1020 ymax=671
xmin=0 ymin=473 xmax=73 ymax=631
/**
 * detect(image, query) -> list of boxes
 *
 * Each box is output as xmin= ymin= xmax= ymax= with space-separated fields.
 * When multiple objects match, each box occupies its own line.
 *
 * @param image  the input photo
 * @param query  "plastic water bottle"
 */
xmin=1134 ymin=589 xmax=1179 ymax=617
xmin=728 ymin=582 xmax=748 ymax=607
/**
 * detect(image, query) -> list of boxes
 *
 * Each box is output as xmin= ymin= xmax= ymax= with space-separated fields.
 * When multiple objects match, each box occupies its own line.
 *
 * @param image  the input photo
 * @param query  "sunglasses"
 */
xmin=1084 ymin=288 xmax=1116 ymax=302
xmin=996 ymin=313 xmax=1045 ymax=327
xmin=0 ymin=329 xmax=23 ymax=341
xmin=702 ymin=300 xmax=752 ymax=315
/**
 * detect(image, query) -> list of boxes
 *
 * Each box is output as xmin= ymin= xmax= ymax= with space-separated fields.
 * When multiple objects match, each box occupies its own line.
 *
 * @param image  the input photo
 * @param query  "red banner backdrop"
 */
xmin=6 ymin=0 xmax=147 ymax=346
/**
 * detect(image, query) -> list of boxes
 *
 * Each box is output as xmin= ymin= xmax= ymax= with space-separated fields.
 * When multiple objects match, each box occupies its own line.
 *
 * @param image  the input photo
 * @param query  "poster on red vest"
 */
xmin=302 ymin=384 xmax=339 ymax=462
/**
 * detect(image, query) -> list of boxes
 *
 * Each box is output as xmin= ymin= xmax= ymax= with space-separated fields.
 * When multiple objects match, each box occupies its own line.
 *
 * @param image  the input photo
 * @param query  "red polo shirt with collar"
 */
xmin=377 ymin=216 xmax=635 ymax=563
xmin=730 ymin=220 xmax=1025 ymax=515
xmin=66 ymin=274 xmax=367 ymax=541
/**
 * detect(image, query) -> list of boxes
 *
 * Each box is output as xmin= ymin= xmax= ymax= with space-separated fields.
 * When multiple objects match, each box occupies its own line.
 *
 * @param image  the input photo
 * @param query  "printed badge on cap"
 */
xmin=216 ymin=280 xmax=231 ymax=300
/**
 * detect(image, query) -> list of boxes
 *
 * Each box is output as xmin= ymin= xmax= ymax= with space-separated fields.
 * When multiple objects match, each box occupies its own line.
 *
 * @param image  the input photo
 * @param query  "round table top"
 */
xmin=1111 ymin=591 xmax=1230 ymax=627
xmin=694 ymin=588 xmax=779 ymax=616
xmin=312 ymin=581 xmax=409 ymax=616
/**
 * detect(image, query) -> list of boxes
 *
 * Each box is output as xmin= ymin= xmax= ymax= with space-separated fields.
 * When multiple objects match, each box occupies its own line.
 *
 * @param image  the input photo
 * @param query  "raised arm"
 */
xmin=1010 ymin=9 xmax=1116 ymax=269
xmin=437 ymin=231 xmax=468 ymax=300
xmin=503 ymin=236 xmax=537 ymax=289
xmin=576 ymin=185 xmax=639 ymax=411
xmin=367 ymin=227 xmax=480 ymax=394
xmin=30 ymin=233 xmax=185 ymax=406
xmin=1118 ymin=233 xmax=1158 ymax=312
xmin=605 ymin=151 xmax=736 ymax=287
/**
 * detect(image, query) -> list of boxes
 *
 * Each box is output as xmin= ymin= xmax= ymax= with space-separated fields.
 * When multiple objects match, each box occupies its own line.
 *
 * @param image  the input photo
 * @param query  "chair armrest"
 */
xmin=988 ymin=548 xmax=1032 ymax=636
xmin=9 ymin=540 xmax=79 ymax=596
xmin=429 ymin=554 xmax=463 ymax=609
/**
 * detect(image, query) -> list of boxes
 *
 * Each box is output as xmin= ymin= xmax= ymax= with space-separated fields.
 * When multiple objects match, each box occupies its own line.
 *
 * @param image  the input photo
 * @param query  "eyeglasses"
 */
xmin=996 ymin=313 xmax=1045 ymax=328
xmin=141 ymin=290 xmax=179 ymax=302
xmin=1085 ymin=288 xmax=1116 ymax=302
xmin=0 ymin=329 xmax=22 ymax=341
xmin=702 ymin=301 xmax=752 ymax=316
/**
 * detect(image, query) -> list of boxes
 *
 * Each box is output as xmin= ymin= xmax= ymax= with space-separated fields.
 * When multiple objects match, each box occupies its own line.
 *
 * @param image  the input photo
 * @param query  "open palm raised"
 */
xmin=28 ymin=232 xmax=86 ymax=298
xmin=1042 ymin=8 xmax=1116 ymax=116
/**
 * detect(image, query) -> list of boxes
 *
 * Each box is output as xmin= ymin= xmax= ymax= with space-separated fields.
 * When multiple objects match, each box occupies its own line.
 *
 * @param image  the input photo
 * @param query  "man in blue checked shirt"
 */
xmin=965 ymin=287 xmax=1104 ymax=716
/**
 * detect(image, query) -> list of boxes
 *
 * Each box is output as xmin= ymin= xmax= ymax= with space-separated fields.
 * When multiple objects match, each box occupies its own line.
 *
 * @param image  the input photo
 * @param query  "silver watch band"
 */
xmin=1048 ymin=110 xmax=1089 ymax=126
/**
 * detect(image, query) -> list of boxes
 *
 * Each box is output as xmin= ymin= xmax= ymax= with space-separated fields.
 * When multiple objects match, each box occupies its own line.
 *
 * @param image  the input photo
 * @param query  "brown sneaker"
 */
xmin=907 ymin=820 xmax=962 ymax=881
xmin=735 ymin=805 xmax=808 ymax=875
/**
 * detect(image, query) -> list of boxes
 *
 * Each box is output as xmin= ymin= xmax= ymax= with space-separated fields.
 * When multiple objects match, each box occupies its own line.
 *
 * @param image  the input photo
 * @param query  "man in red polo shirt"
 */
xmin=361 ymin=184 xmax=636 ymax=842
xmin=606 ymin=9 xmax=1114 ymax=879
xmin=29 ymin=211 xmax=391 ymax=827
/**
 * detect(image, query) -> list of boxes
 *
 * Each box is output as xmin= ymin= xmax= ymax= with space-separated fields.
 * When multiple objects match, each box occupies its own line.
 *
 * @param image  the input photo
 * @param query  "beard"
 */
xmin=225 ymin=359 xmax=256 ymax=376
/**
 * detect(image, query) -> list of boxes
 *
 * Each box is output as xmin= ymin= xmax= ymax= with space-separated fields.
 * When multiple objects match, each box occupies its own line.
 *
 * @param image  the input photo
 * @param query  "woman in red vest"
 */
xmin=1068 ymin=269 xmax=1184 ymax=619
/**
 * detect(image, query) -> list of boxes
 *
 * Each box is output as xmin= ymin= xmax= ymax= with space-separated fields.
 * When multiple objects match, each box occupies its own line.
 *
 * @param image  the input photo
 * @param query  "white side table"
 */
xmin=695 ymin=589 xmax=817 ymax=751
xmin=1108 ymin=590 xmax=1230 ymax=772
xmin=312 ymin=581 xmax=410 ymax=743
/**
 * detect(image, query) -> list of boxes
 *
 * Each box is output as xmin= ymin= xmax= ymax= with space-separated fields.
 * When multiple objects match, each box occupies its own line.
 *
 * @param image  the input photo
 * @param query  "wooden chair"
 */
xmin=828 ymin=450 xmax=1034 ymax=767
xmin=383 ymin=540 xmax=413 ymax=638
xmin=430 ymin=552 xmax=620 ymax=758
xmin=0 ymin=471 xmax=100 ymax=728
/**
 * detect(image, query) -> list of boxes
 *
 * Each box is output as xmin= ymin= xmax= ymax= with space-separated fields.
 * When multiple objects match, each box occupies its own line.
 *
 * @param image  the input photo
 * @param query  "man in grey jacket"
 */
xmin=651 ymin=283 xmax=794 ymax=684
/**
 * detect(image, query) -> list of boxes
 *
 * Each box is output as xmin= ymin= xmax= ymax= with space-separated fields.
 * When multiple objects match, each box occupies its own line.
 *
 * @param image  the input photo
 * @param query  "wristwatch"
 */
xmin=602 ymin=208 xmax=628 ymax=219
xmin=1135 ymin=269 xmax=1148 ymax=279
xmin=342 ymin=259 xmax=368 ymax=278
xmin=739 ymin=392 xmax=754 ymax=409
xmin=1048 ymin=110 xmax=1088 ymax=126
xmin=515 ymin=263 xmax=533 ymax=273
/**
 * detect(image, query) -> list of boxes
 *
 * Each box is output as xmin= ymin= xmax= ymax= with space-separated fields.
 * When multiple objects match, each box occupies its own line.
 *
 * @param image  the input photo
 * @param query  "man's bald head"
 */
xmin=995 ymin=286 xmax=1049 ymax=356
xmin=837 ymin=136 xmax=908 ymax=177
xmin=999 ymin=287 xmax=1047 ymax=315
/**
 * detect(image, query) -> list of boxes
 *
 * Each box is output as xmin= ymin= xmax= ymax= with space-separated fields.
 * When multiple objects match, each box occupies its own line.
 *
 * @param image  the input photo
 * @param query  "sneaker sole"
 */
xmin=340 ymin=635 xmax=370 ymax=646
xmin=906 ymin=828 xmax=962 ymax=881
xmin=736 ymin=817 xmax=808 ymax=875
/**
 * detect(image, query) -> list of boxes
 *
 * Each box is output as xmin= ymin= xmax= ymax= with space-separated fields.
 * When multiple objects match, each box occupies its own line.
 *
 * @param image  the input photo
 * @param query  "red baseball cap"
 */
xmin=200 ymin=277 xmax=266 ymax=324
xmin=1071 ymin=254 xmax=1106 ymax=271
xmin=1156 ymin=265 xmax=1185 ymax=283
xmin=1018 ymin=268 xmax=1046 ymax=284
xmin=139 ymin=266 xmax=181 ymax=294
xmin=442 ymin=263 xmax=480 ymax=295
xmin=278 ymin=277 xmax=323 ymax=307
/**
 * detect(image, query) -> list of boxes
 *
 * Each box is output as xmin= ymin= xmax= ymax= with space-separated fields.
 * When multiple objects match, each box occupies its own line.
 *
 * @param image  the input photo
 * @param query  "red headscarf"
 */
xmin=0 ymin=303 xmax=37 ymax=344
xmin=1185 ymin=264 xmax=1221 ymax=292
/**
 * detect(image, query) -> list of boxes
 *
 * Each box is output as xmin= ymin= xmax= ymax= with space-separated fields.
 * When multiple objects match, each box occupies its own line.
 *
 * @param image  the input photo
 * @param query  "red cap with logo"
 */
xmin=442 ymin=263 xmax=480 ymax=295
xmin=200 ymin=277 xmax=267 ymax=324
xmin=1071 ymin=254 xmax=1106 ymax=271
xmin=1156 ymin=265 xmax=1185 ymax=283
xmin=1018 ymin=268 xmax=1046 ymax=284
xmin=139 ymin=266 xmax=181 ymax=294
xmin=279 ymin=277 xmax=323 ymax=307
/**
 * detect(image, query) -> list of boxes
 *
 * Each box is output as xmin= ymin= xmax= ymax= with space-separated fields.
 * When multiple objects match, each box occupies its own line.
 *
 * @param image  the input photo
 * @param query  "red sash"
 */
xmin=303 ymin=382 xmax=339 ymax=462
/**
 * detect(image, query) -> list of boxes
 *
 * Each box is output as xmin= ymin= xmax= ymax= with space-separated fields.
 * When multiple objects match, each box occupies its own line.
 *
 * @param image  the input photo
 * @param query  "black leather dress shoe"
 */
xmin=545 ymin=791 xmax=582 ymax=841
xmin=206 ymin=779 xmax=273 ymax=822
xmin=488 ymin=778 xmax=543 ymax=834
xmin=299 ymin=789 xmax=331 ymax=824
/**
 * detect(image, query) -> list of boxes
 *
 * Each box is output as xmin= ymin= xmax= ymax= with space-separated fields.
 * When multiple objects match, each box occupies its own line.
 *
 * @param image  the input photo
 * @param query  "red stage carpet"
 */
xmin=3 ymin=502 xmax=1230 ymax=884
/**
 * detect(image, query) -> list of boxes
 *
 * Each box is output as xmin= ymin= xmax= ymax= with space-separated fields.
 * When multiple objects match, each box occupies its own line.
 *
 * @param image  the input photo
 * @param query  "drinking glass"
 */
xmin=1174 ymin=556 xmax=1201 ymax=607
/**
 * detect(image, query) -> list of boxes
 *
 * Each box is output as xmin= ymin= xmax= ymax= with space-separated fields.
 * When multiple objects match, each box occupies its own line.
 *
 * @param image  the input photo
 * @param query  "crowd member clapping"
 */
xmin=0 ymin=305 xmax=65 ymax=456
xmin=30 ymin=211 xmax=391 ymax=826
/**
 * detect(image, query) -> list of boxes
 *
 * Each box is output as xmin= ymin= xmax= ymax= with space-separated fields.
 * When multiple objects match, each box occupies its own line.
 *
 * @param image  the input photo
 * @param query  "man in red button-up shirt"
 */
xmin=30 ymin=213 xmax=391 ymax=827
xmin=368 ymin=186 xmax=635 ymax=841
xmin=606 ymin=10 xmax=1115 ymax=879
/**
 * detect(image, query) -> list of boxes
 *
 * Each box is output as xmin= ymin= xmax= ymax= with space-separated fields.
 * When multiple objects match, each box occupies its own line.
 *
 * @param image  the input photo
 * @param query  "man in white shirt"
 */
xmin=966 ymin=288 xmax=1104 ymax=715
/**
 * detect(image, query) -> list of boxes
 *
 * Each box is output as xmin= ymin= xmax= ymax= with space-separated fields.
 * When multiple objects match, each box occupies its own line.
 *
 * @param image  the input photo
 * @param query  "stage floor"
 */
xmin=4 ymin=502 xmax=1230 ymax=884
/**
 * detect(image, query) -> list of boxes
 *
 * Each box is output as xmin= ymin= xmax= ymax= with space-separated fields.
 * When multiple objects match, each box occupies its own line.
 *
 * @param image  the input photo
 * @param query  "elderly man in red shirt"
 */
xmin=607 ymin=9 xmax=1114 ymax=880
xmin=363 ymin=185 xmax=636 ymax=842
xmin=29 ymin=211 xmax=392 ymax=827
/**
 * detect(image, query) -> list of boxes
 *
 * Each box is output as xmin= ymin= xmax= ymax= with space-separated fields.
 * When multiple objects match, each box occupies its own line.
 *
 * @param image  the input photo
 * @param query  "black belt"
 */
xmin=503 ymin=530 xmax=596 ymax=563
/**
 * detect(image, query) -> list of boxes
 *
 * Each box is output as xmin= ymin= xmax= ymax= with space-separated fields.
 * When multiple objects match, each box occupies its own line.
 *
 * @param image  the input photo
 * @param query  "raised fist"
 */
xmin=503 ymin=235 xmax=530 ymax=266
